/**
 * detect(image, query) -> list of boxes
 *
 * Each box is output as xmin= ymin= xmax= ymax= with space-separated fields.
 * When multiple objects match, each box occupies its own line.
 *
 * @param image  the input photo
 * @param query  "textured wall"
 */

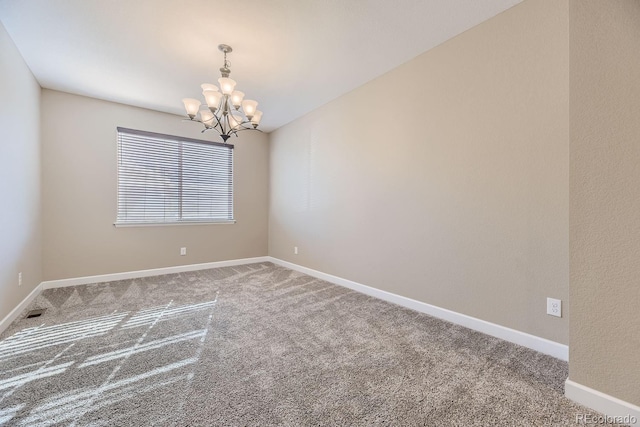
xmin=269 ymin=0 xmax=570 ymax=344
xmin=41 ymin=90 xmax=269 ymax=280
xmin=569 ymin=0 xmax=640 ymax=406
xmin=0 ymin=22 xmax=42 ymax=322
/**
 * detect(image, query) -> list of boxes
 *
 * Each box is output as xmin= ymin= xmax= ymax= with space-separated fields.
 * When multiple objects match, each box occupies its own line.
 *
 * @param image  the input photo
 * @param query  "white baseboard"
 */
xmin=40 ymin=256 xmax=271 ymax=289
xmin=7 ymin=255 xmax=637 ymax=424
xmin=565 ymin=379 xmax=640 ymax=426
xmin=268 ymin=257 xmax=569 ymax=361
xmin=4 ymin=256 xmax=568 ymax=361
xmin=0 ymin=256 xmax=270 ymax=335
xmin=0 ymin=282 xmax=43 ymax=335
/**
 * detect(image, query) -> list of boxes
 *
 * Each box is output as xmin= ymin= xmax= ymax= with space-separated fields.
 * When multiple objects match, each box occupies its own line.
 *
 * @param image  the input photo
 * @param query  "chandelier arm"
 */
xmin=189 ymin=117 xmax=262 ymax=137
xmin=231 ymin=126 xmax=264 ymax=134
xmin=212 ymin=111 xmax=225 ymax=133
xmin=225 ymin=111 xmax=232 ymax=136
xmin=183 ymin=44 xmax=262 ymax=142
xmin=234 ymin=119 xmax=258 ymax=131
xmin=199 ymin=125 xmax=225 ymax=137
xmin=184 ymin=117 xmax=206 ymax=127
xmin=228 ymin=111 xmax=255 ymax=134
xmin=184 ymin=116 xmax=226 ymax=137
xmin=222 ymin=95 xmax=234 ymax=135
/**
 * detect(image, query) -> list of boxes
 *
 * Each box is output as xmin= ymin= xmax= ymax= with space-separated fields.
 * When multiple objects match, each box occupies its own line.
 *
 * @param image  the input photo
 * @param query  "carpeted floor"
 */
xmin=0 ymin=262 xmax=612 ymax=426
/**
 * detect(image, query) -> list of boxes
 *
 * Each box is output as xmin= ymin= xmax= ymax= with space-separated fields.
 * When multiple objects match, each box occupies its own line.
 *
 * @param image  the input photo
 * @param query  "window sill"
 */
xmin=114 ymin=220 xmax=236 ymax=228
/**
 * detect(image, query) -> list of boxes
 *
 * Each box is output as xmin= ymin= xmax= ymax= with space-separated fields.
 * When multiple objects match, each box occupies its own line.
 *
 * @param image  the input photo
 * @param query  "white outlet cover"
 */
xmin=180 ymin=247 xmax=187 ymax=256
xmin=546 ymin=297 xmax=562 ymax=318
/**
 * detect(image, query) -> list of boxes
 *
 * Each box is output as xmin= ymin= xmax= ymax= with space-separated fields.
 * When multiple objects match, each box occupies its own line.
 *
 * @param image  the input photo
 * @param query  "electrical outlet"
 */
xmin=180 ymin=247 xmax=187 ymax=256
xmin=294 ymin=246 xmax=298 ymax=255
xmin=547 ymin=298 xmax=561 ymax=317
xmin=18 ymin=272 xmax=22 ymax=287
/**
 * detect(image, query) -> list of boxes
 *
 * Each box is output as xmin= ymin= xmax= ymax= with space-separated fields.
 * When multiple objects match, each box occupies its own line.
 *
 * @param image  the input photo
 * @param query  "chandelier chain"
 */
xmin=223 ymin=51 xmax=230 ymax=71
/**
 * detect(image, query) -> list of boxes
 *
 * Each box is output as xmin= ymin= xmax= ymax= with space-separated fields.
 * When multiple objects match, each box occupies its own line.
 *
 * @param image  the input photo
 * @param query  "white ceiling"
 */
xmin=0 ymin=0 xmax=521 ymax=132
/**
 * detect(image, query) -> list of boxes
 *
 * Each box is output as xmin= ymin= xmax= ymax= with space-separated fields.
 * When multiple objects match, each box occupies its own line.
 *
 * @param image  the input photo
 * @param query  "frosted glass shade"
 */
xmin=203 ymin=90 xmax=223 ymax=110
xmin=230 ymin=91 xmax=245 ymax=109
xmin=200 ymin=83 xmax=219 ymax=92
xmin=200 ymin=109 xmax=215 ymax=128
xmin=241 ymin=100 xmax=258 ymax=118
xmin=250 ymin=110 xmax=262 ymax=127
xmin=218 ymin=77 xmax=236 ymax=95
xmin=228 ymin=114 xmax=242 ymax=130
xmin=182 ymin=98 xmax=201 ymax=118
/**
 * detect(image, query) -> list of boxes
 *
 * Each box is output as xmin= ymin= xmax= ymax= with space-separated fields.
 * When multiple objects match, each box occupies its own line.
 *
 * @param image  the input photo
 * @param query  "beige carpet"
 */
xmin=0 ymin=262 xmax=613 ymax=426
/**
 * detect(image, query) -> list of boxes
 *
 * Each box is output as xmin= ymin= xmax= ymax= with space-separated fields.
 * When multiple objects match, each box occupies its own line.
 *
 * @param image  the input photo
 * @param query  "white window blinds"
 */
xmin=116 ymin=127 xmax=234 ymax=225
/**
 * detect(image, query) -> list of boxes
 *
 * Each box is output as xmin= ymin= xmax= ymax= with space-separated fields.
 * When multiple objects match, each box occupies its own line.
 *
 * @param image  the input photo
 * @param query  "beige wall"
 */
xmin=569 ymin=0 xmax=640 ymax=406
xmin=269 ymin=0 xmax=570 ymax=344
xmin=0 ymin=22 xmax=42 ymax=321
xmin=41 ymin=90 xmax=269 ymax=280
xmin=3 ymin=0 xmax=638 ymax=410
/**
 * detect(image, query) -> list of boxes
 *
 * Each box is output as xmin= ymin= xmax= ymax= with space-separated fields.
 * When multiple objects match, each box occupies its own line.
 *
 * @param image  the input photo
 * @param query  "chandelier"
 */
xmin=182 ymin=44 xmax=262 ymax=142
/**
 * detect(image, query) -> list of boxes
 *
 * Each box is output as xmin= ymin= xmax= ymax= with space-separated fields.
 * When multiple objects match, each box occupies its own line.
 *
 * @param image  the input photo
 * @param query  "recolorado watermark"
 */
xmin=576 ymin=413 xmax=637 ymax=425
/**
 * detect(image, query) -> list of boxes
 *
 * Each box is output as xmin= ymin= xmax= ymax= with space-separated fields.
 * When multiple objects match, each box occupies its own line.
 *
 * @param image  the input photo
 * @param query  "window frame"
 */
xmin=114 ymin=127 xmax=236 ymax=227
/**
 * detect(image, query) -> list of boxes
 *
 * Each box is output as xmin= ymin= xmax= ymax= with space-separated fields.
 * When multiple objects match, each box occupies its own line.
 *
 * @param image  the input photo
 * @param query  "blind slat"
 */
xmin=116 ymin=129 xmax=233 ymax=224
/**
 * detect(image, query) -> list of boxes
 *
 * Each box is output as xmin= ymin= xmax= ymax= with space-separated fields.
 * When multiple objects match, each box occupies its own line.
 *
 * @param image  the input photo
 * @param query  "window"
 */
xmin=115 ymin=127 xmax=234 ymax=226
